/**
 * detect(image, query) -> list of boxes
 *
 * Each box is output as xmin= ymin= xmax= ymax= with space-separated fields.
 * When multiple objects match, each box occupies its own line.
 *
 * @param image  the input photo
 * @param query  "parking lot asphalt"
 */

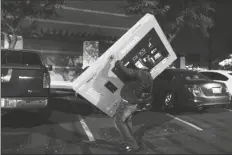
xmin=2 ymin=96 xmax=232 ymax=154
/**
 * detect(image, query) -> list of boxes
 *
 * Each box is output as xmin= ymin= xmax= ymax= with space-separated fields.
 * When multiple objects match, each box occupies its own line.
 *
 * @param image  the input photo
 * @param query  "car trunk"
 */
xmin=1 ymin=64 xmax=49 ymax=97
xmin=186 ymin=79 xmax=228 ymax=96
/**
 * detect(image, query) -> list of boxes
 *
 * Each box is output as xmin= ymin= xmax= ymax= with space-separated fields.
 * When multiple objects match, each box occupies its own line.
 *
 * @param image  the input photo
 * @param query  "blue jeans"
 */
xmin=114 ymin=99 xmax=138 ymax=149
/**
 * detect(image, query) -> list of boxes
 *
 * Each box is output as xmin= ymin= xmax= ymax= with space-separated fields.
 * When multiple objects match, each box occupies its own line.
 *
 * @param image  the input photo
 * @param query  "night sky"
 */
xmin=209 ymin=0 xmax=232 ymax=56
xmin=207 ymin=0 xmax=232 ymax=57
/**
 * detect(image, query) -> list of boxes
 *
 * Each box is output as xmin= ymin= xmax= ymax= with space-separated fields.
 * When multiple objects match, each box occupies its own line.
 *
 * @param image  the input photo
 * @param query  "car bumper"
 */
xmin=187 ymin=96 xmax=231 ymax=108
xmin=50 ymin=88 xmax=75 ymax=97
xmin=50 ymin=81 xmax=73 ymax=90
xmin=1 ymin=97 xmax=48 ymax=110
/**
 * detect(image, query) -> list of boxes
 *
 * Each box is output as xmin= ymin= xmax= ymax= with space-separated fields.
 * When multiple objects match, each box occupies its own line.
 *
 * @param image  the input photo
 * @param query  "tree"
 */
xmin=125 ymin=0 xmax=215 ymax=41
xmin=219 ymin=54 xmax=232 ymax=70
xmin=125 ymin=0 xmax=215 ymax=68
xmin=1 ymin=0 xmax=66 ymax=49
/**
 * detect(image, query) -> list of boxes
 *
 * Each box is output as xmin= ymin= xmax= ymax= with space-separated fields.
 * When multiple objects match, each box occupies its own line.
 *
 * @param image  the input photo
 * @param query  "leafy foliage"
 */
xmin=1 ymin=0 xmax=66 ymax=48
xmin=125 ymin=0 xmax=215 ymax=41
xmin=218 ymin=55 xmax=232 ymax=70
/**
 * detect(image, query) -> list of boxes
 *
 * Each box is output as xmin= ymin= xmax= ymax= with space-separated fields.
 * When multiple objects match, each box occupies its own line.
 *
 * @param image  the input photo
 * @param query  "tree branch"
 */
xmin=168 ymin=27 xmax=181 ymax=43
xmin=1 ymin=16 xmax=15 ymax=33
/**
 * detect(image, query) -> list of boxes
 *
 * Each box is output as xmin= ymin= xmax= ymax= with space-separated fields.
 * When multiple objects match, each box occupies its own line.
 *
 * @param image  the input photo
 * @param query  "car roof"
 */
xmin=199 ymin=70 xmax=232 ymax=75
xmin=1 ymin=49 xmax=41 ymax=55
xmin=165 ymin=68 xmax=198 ymax=74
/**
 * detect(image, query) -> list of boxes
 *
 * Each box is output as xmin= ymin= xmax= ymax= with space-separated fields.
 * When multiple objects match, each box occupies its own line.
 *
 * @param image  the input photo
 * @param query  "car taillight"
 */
xmin=1 ymin=98 xmax=17 ymax=108
xmin=225 ymin=87 xmax=230 ymax=94
xmin=43 ymin=73 xmax=50 ymax=88
xmin=226 ymin=88 xmax=232 ymax=100
xmin=186 ymin=85 xmax=202 ymax=96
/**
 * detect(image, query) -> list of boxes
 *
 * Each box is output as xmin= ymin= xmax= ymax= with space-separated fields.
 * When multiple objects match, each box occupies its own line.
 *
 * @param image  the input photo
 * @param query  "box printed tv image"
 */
xmin=73 ymin=13 xmax=177 ymax=117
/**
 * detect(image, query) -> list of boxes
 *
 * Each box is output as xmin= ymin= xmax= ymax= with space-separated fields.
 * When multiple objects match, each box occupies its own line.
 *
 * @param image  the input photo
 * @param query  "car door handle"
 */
xmin=1 ymin=69 xmax=12 ymax=83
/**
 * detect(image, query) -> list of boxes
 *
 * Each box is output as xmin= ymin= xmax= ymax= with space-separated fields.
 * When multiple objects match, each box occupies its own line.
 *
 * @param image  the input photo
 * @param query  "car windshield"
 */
xmin=229 ymin=73 xmax=232 ymax=76
xmin=22 ymin=52 xmax=42 ymax=66
xmin=181 ymin=72 xmax=210 ymax=80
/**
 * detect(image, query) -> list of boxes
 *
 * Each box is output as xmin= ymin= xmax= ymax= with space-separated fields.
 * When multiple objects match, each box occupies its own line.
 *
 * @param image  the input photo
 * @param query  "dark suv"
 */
xmin=1 ymin=49 xmax=52 ymax=118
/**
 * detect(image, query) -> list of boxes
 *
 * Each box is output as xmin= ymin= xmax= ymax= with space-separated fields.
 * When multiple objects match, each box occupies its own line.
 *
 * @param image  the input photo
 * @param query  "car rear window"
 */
xmin=1 ymin=50 xmax=42 ymax=66
xmin=22 ymin=52 xmax=42 ymax=66
xmin=200 ymin=72 xmax=229 ymax=81
xmin=156 ymin=70 xmax=175 ymax=80
xmin=181 ymin=72 xmax=209 ymax=80
xmin=4 ymin=50 xmax=21 ymax=64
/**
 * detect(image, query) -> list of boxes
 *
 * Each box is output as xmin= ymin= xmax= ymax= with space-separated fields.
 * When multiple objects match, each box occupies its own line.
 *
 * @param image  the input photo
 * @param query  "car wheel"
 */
xmin=38 ymin=98 xmax=52 ymax=119
xmin=196 ymin=106 xmax=206 ymax=113
xmin=203 ymin=107 xmax=210 ymax=111
xmin=38 ymin=106 xmax=52 ymax=119
xmin=162 ymin=92 xmax=177 ymax=112
xmin=222 ymin=104 xmax=229 ymax=109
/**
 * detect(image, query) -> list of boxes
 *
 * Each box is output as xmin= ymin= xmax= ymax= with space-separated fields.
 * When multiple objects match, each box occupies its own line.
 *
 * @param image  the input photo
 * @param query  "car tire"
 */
xmin=38 ymin=98 xmax=52 ymax=119
xmin=196 ymin=106 xmax=206 ymax=113
xmin=222 ymin=104 xmax=229 ymax=109
xmin=161 ymin=92 xmax=178 ymax=113
xmin=38 ymin=106 xmax=52 ymax=119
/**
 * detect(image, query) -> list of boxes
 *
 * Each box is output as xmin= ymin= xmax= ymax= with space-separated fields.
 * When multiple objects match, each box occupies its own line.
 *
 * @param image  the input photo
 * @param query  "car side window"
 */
xmin=200 ymin=72 xmax=213 ymax=79
xmin=156 ymin=70 xmax=175 ymax=81
xmin=6 ymin=51 xmax=21 ymax=64
xmin=22 ymin=52 xmax=42 ymax=66
xmin=201 ymin=72 xmax=228 ymax=81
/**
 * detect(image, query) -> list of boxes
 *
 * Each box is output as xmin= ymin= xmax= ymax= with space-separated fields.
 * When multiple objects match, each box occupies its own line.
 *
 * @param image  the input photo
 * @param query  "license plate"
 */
xmin=212 ymin=87 xmax=222 ymax=94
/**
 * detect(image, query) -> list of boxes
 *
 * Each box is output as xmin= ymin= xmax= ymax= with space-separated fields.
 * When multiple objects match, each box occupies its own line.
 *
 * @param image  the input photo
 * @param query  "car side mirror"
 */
xmin=47 ymin=65 xmax=53 ymax=71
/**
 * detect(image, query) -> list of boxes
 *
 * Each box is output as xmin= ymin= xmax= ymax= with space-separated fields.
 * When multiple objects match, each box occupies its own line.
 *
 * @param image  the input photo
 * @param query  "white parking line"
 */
xmin=77 ymin=115 xmax=95 ymax=142
xmin=166 ymin=114 xmax=203 ymax=131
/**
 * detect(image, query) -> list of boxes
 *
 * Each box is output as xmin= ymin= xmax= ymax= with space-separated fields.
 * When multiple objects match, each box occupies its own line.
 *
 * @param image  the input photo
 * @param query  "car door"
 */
xmin=1 ymin=50 xmax=49 ymax=97
xmin=153 ymin=70 xmax=175 ymax=103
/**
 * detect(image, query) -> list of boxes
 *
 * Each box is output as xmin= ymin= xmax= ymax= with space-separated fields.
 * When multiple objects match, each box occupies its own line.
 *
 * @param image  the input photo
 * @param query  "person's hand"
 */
xmin=109 ymin=55 xmax=115 ymax=60
xmin=115 ymin=60 xmax=123 ymax=67
xmin=107 ymin=54 xmax=117 ymax=63
xmin=105 ymin=55 xmax=114 ymax=65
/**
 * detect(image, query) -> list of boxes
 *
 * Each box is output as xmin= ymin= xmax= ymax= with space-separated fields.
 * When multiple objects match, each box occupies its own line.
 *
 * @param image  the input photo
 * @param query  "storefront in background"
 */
xmin=42 ymin=52 xmax=83 ymax=82
xmin=83 ymin=41 xmax=99 ymax=69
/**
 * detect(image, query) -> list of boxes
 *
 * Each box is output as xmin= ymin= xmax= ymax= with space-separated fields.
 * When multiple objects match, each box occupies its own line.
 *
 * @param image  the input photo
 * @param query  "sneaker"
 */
xmin=125 ymin=145 xmax=140 ymax=153
xmin=120 ymin=143 xmax=140 ymax=153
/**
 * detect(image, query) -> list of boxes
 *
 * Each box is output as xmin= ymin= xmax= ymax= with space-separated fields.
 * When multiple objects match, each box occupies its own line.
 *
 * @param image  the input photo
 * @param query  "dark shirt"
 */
xmin=115 ymin=60 xmax=153 ymax=99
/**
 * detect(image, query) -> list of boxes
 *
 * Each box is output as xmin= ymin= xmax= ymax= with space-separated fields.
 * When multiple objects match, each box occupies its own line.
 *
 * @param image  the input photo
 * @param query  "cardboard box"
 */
xmin=72 ymin=13 xmax=177 ymax=117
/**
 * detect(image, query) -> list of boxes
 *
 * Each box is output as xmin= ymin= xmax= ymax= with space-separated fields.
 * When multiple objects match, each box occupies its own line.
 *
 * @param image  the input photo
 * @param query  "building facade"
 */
xmin=2 ymin=0 xmax=231 ymax=83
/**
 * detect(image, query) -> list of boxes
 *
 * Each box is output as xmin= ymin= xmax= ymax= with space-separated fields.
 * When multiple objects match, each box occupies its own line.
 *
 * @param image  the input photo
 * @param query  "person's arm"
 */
xmin=102 ymin=55 xmax=115 ymax=72
xmin=115 ymin=60 xmax=137 ymax=79
xmin=136 ymin=69 xmax=153 ymax=93
xmin=139 ymin=70 xmax=153 ymax=103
